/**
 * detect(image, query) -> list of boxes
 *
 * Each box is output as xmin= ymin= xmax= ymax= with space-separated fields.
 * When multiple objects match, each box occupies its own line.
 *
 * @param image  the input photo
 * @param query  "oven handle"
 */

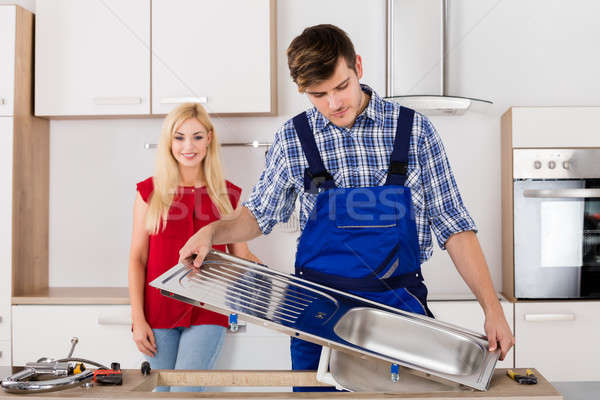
xmin=523 ymin=189 xmax=600 ymax=198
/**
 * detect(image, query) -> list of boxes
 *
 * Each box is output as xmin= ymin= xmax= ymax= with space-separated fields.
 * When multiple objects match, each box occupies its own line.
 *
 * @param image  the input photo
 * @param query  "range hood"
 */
xmin=385 ymin=0 xmax=492 ymax=115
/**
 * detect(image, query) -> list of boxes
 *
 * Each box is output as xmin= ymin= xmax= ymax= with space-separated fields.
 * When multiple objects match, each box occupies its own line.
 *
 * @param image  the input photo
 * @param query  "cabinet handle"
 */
xmin=160 ymin=97 xmax=207 ymax=104
xmin=97 ymin=316 xmax=131 ymax=326
xmin=524 ymin=313 xmax=576 ymax=322
xmin=0 ymin=98 xmax=5 ymax=105
xmin=93 ymin=97 xmax=143 ymax=105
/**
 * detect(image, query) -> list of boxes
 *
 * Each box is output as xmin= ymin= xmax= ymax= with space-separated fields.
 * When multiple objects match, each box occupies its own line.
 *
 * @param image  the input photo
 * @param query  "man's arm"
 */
xmin=179 ymin=206 xmax=262 ymax=268
xmin=445 ymin=231 xmax=515 ymax=360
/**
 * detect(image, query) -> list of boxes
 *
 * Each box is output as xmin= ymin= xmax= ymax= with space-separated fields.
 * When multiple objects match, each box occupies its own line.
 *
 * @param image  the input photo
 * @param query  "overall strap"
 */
xmin=385 ymin=106 xmax=415 ymax=186
xmin=292 ymin=112 xmax=335 ymax=193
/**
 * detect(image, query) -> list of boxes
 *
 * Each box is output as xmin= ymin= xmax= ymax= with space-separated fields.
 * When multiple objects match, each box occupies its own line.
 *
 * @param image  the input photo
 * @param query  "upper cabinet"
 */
xmin=151 ymin=0 xmax=276 ymax=115
xmin=0 ymin=6 xmax=15 ymax=116
xmin=34 ymin=0 xmax=276 ymax=117
xmin=35 ymin=0 xmax=151 ymax=116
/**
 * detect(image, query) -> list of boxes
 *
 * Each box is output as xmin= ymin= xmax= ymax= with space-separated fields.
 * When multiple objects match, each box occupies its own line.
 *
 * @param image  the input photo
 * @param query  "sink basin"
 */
xmin=333 ymin=307 xmax=484 ymax=376
xmin=151 ymin=250 xmax=499 ymax=390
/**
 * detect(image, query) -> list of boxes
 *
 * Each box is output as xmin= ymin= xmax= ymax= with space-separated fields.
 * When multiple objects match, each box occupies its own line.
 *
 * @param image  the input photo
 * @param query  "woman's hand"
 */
xmin=132 ymin=319 xmax=157 ymax=357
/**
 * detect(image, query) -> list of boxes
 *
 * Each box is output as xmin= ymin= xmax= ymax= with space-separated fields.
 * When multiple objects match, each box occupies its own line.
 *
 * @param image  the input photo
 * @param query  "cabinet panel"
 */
xmin=0 ymin=340 xmax=10 ymax=367
xmin=511 ymin=107 xmax=600 ymax=148
xmin=152 ymin=0 xmax=274 ymax=115
xmin=0 ymin=6 xmax=15 ymax=116
xmin=515 ymin=301 xmax=600 ymax=381
xmin=216 ymin=322 xmax=290 ymax=370
xmin=35 ymin=0 xmax=150 ymax=116
xmin=428 ymin=300 xmax=514 ymax=368
xmin=12 ymin=305 xmax=143 ymax=369
xmin=0 ymin=117 xmax=12 ymax=342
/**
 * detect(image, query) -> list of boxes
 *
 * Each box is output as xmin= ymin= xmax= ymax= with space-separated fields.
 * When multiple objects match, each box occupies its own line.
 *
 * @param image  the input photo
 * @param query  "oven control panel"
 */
xmin=514 ymin=148 xmax=600 ymax=179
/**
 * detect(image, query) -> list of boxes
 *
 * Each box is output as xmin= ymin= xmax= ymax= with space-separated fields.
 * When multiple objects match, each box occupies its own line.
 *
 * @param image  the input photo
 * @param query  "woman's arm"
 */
xmin=127 ymin=192 xmax=156 ymax=356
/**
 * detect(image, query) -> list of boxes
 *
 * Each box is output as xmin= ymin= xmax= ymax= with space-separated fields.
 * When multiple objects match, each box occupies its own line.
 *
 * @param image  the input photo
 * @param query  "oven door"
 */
xmin=514 ymin=179 xmax=600 ymax=298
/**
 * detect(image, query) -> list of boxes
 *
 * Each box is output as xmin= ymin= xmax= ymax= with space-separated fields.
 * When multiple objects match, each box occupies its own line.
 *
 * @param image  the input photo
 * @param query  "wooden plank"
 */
xmin=500 ymin=108 xmax=516 ymax=302
xmin=12 ymin=6 xmax=50 ymax=298
xmin=0 ymin=369 xmax=562 ymax=399
xmin=157 ymin=370 xmax=328 ymax=387
xmin=12 ymin=287 xmax=130 ymax=304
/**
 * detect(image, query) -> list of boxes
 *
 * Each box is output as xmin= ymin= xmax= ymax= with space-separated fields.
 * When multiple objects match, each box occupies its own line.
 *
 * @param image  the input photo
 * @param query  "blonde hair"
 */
xmin=145 ymin=103 xmax=233 ymax=234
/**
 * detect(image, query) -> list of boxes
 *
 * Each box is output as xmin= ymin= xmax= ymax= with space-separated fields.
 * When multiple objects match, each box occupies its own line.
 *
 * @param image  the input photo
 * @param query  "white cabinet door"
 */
xmin=12 ymin=305 xmax=144 ymax=369
xmin=428 ymin=300 xmax=514 ymax=368
xmin=215 ymin=322 xmax=290 ymax=370
xmin=152 ymin=0 xmax=274 ymax=115
xmin=0 ymin=340 xmax=10 ymax=367
xmin=0 ymin=117 xmax=12 ymax=342
xmin=515 ymin=301 xmax=600 ymax=381
xmin=0 ymin=6 xmax=15 ymax=116
xmin=35 ymin=0 xmax=150 ymax=116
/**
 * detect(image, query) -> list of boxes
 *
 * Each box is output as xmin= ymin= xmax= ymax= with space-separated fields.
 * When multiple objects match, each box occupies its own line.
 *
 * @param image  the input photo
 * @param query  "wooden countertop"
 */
xmin=0 ymin=368 xmax=562 ymax=399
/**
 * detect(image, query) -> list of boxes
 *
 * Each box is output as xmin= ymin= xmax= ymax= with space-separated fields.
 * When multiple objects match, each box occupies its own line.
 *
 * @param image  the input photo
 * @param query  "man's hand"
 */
xmin=484 ymin=308 xmax=515 ymax=361
xmin=179 ymin=224 xmax=215 ymax=269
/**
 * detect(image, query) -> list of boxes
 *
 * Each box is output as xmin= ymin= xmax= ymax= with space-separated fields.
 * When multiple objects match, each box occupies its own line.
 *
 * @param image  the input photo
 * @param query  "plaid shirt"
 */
xmin=243 ymin=84 xmax=476 ymax=263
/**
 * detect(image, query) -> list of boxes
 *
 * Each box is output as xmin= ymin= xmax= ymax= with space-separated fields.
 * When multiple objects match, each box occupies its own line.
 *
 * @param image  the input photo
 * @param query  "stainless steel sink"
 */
xmin=334 ymin=307 xmax=483 ymax=376
xmin=150 ymin=250 xmax=499 ymax=391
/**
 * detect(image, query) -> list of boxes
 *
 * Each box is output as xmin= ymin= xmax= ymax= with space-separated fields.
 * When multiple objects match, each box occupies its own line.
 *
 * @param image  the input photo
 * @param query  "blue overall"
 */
xmin=290 ymin=107 xmax=434 ymax=392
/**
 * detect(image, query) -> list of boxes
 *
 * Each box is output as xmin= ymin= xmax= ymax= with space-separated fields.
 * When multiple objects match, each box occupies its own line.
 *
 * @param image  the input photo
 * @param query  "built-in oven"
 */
xmin=513 ymin=149 xmax=600 ymax=299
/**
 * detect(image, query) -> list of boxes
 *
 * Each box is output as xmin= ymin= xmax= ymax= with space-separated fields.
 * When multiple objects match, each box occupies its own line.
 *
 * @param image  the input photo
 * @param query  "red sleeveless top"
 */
xmin=136 ymin=177 xmax=241 ymax=329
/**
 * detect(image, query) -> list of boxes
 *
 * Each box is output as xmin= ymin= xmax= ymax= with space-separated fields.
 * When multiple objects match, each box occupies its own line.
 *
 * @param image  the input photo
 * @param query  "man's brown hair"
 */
xmin=287 ymin=24 xmax=357 ymax=92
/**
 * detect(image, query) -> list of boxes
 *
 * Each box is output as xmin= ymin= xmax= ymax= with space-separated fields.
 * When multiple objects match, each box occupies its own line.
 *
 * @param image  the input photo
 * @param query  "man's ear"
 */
xmin=354 ymin=54 xmax=364 ymax=80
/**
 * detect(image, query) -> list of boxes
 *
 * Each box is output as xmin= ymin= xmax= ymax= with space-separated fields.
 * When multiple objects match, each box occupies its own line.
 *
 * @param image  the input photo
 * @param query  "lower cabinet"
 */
xmin=0 ymin=340 xmax=10 ymax=367
xmin=514 ymin=301 xmax=600 ymax=381
xmin=428 ymin=300 xmax=514 ymax=368
xmin=11 ymin=305 xmax=290 ymax=375
xmin=12 ymin=305 xmax=142 ymax=369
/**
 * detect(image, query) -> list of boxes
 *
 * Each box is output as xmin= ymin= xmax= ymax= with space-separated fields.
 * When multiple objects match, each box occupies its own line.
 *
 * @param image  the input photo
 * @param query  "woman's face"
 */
xmin=171 ymin=118 xmax=211 ymax=168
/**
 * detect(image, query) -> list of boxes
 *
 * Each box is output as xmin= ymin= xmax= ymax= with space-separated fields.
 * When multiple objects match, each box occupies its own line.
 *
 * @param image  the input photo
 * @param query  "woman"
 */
xmin=128 ymin=103 xmax=260 ymax=392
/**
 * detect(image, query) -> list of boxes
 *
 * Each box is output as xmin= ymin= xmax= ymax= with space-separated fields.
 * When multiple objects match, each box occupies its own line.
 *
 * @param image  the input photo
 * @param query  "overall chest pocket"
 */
xmin=334 ymin=185 xmax=409 ymax=229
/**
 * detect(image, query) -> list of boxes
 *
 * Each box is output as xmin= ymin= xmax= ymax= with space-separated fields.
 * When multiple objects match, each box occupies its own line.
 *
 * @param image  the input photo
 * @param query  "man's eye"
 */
xmin=312 ymin=94 xmax=324 ymax=98
xmin=338 ymin=83 xmax=348 ymax=90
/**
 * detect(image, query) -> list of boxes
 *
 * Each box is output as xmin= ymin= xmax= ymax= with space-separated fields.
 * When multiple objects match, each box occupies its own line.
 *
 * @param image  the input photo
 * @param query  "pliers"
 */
xmin=507 ymin=369 xmax=538 ymax=385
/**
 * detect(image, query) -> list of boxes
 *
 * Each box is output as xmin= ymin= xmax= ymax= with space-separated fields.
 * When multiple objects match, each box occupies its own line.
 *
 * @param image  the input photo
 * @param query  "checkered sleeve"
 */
xmin=419 ymin=116 xmax=477 ymax=250
xmin=242 ymin=127 xmax=297 ymax=235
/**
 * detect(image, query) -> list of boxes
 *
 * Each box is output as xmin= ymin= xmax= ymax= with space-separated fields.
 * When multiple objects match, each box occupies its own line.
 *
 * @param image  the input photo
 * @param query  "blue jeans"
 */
xmin=144 ymin=324 xmax=226 ymax=392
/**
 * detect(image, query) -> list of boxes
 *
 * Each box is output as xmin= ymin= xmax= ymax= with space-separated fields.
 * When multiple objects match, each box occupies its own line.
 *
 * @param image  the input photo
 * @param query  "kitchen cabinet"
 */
xmin=216 ymin=322 xmax=290 ymax=370
xmin=34 ymin=0 xmax=275 ymax=117
xmin=1 ymin=5 xmax=49 ymax=368
xmin=12 ymin=305 xmax=143 ymax=368
xmin=151 ymin=0 xmax=276 ymax=115
xmin=0 ymin=117 xmax=12 ymax=344
xmin=507 ymin=107 xmax=600 ymax=148
xmin=0 ymin=341 xmax=10 ymax=367
xmin=428 ymin=300 xmax=514 ymax=368
xmin=12 ymin=305 xmax=290 ymax=371
xmin=515 ymin=301 xmax=600 ymax=381
xmin=0 ymin=7 xmax=15 ymax=116
xmin=35 ymin=0 xmax=150 ymax=116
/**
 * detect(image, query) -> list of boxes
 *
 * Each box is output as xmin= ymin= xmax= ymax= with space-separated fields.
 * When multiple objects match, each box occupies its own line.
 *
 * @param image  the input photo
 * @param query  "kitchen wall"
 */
xmin=33 ymin=0 xmax=600 ymax=295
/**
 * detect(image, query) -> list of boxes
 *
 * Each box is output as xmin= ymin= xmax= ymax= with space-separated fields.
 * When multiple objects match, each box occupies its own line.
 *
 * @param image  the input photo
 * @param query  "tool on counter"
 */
xmin=93 ymin=362 xmax=123 ymax=385
xmin=0 ymin=337 xmax=118 ymax=394
xmin=140 ymin=361 xmax=151 ymax=376
xmin=507 ymin=369 xmax=538 ymax=385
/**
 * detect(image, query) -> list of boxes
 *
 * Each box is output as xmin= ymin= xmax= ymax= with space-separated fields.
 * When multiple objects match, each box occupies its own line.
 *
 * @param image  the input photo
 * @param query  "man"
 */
xmin=180 ymin=24 xmax=514 ymax=390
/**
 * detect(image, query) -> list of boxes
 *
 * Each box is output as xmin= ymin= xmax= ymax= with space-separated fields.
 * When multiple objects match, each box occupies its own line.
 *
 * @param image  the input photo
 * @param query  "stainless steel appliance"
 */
xmin=513 ymin=148 xmax=600 ymax=298
xmin=151 ymin=251 xmax=499 ymax=391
